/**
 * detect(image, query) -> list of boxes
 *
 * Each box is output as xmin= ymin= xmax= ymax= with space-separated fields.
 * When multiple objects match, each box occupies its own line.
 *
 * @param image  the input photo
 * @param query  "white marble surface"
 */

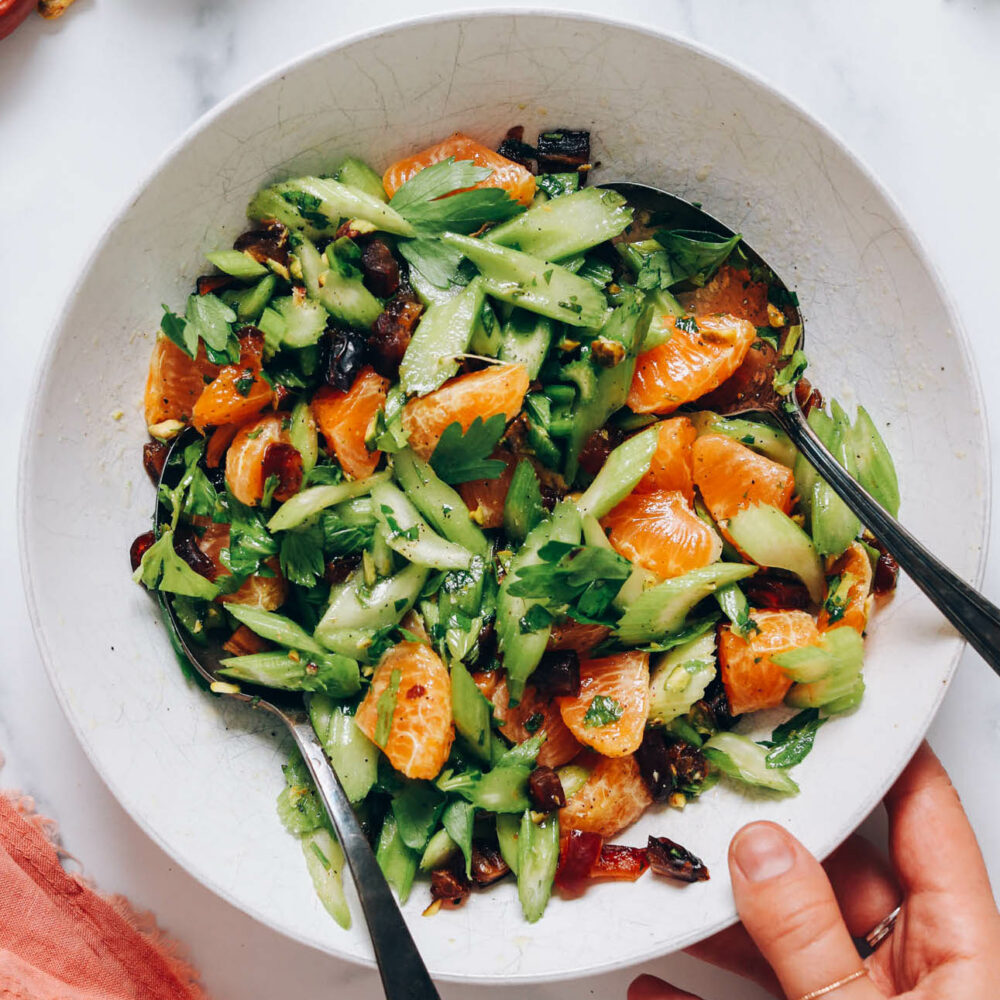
xmin=2 ymin=2 xmax=999 ymax=998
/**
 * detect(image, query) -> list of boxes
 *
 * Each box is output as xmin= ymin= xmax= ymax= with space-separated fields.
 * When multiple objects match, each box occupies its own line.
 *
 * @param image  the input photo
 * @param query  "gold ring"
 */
xmin=795 ymin=968 xmax=868 ymax=1000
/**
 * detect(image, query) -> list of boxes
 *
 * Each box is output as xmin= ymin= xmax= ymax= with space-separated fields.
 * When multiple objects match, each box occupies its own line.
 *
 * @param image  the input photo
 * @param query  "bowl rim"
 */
xmin=17 ymin=6 xmax=992 ymax=984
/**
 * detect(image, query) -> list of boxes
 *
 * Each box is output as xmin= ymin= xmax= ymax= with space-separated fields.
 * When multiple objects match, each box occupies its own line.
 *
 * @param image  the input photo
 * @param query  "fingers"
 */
xmin=730 ymin=822 xmax=881 ymax=1000
xmin=823 ymin=834 xmax=901 ymax=938
xmin=684 ymin=924 xmax=782 ymax=996
xmin=628 ymin=974 xmax=703 ymax=1000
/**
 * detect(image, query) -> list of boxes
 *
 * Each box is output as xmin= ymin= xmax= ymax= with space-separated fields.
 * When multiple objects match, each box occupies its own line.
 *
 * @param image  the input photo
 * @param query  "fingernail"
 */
xmin=732 ymin=823 xmax=795 ymax=883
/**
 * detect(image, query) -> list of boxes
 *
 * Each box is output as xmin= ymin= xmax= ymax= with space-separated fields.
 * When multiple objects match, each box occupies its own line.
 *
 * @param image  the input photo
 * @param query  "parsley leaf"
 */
xmin=375 ymin=667 xmax=403 ymax=747
xmin=160 ymin=306 xmax=193 ymax=357
xmin=224 ymin=493 xmax=279 ymax=577
xmin=132 ymin=528 xmax=219 ymax=600
xmin=773 ymin=349 xmax=808 ymax=396
xmin=321 ymin=511 xmax=374 ymax=555
xmin=388 ymin=158 xmax=491 ymax=212
xmin=429 ymin=414 xmax=507 ymax=484
xmin=279 ymin=522 xmax=325 ymax=588
xmin=758 ymin=708 xmax=828 ymax=768
xmin=583 ymin=694 xmax=623 ymax=728
xmin=185 ymin=292 xmax=237 ymax=354
xmin=535 ymin=172 xmax=581 ymax=199
xmin=675 ymin=316 xmax=700 ymax=335
xmin=653 ymin=229 xmax=741 ymax=287
xmin=506 ymin=541 xmax=632 ymax=626
xmin=280 ymin=189 xmax=329 ymax=228
xmin=397 ymin=237 xmax=472 ymax=289
xmin=635 ymin=249 xmax=675 ymax=291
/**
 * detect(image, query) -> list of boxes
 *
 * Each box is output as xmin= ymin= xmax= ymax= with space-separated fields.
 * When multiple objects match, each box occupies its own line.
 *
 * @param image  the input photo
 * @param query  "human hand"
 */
xmin=630 ymin=742 xmax=1000 ymax=999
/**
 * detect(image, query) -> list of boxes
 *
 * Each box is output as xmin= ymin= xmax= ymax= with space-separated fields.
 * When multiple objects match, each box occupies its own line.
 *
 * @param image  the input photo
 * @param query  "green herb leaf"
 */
xmin=773 ymin=349 xmax=808 ymax=396
xmin=758 ymin=708 xmax=828 ymax=768
xmin=400 ymin=188 xmax=525 ymax=233
xmin=675 ymin=316 xmax=700 ymax=335
xmin=653 ymin=229 xmax=741 ymax=287
xmin=375 ymin=667 xmax=402 ymax=748
xmin=160 ymin=306 xmax=194 ymax=357
xmin=535 ymin=172 xmax=581 ymax=199
xmin=132 ymin=528 xmax=220 ymax=600
xmin=429 ymin=414 xmax=507 ymax=484
xmin=225 ymin=493 xmax=279 ymax=577
xmin=635 ymin=249 xmax=674 ymax=291
xmin=185 ymin=293 xmax=237 ymax=354
xmin=279 ymin=522 xmax=326 ymax=588
xmin=281 ymin=189 xmax=329 ymax=229
xmin=388 ymin=158 xmax=492 ymax=212
xmin=397 ymin=237 xmax=471 ymax=289
xmin=583 ymin=694 xmax=623 ymax=728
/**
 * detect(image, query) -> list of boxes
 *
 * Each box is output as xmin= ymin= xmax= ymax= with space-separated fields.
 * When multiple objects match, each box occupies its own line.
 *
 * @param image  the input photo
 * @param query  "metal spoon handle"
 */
xmin=288 ymin=719 xmax=441 ymax=1000
xmin=779 ymin=407 xmax=1000 ymax=674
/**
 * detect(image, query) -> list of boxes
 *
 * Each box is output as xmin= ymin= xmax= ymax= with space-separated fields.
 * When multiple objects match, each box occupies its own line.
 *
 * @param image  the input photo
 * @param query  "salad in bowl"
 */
xmin=131 ymin=127 xmax=899 ymax=928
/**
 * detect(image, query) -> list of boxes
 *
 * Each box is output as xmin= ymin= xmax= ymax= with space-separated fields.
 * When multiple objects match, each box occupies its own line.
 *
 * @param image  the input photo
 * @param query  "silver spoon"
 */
xmin=153 ymin=430 xmax=441 ymax=1000
xmin=607 ymin=181 xmax=1000 ymax=676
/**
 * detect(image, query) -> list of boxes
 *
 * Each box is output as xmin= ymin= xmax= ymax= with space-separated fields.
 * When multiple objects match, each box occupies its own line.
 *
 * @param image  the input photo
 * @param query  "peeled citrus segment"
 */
xmin=557 ymin=651 xmax=650 ymax=758
xmin=144 ymin=337 xmax=219 ymax=428
xmin=693 ymin=433 xmax=795 ymax=523
xmin=491 ymin=676 xmax=583 ymax=768
xmin=192 ymin=366 xmax=272 ymax=432
xmin=558 ymin=753 xmax=653 ymax=838
xmin=818 ymin=541 xmax=874 ymax=633
xmin=718 ymin=608 xmax=820 ymax=715
xmin=194 ymin=522 xmax=287 ymax=610
xmin=602 ymin=490 xmax=722 ymax=581
xmin=635 ymin=416 xmax=697 ymax=500
xmin=458 ymin=449 xmax=515 ymax=529
xmin=546 ymin=620 xmax=611 ymax=658
xmin=676 ymin=265 xmax=771 ymax=326
xmin=312 ymin=366 xmax=389 ymax=480
xmin=225 ymin=413 xmax=289 ymax=506
xmin=402 ymin=362 xmax=530 ymax=461
xmin=626 ymin=313 xmax=755 ymax=414
xmin=383 ymin=132 xmax=536 ymax=207
xmin=355 ymin=641 xmax=454 ymax=780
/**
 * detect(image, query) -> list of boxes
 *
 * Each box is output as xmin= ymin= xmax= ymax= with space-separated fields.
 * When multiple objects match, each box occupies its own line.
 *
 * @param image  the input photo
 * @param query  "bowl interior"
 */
xmin=19 ymin=12 xmax=988 ymax=984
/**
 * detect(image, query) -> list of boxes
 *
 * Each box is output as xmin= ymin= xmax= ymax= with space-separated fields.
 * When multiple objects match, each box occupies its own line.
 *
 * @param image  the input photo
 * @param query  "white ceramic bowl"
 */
xmin=19 ymin=11 xmax=988 ymax=985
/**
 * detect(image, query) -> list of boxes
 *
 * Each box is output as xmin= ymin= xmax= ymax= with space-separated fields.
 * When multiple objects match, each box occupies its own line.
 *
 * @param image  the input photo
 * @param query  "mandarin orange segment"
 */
xmin=402 ymin=362 xmax=530 ymax=460
xmin=491 ymin=676 xmax=583 ymax=768
xmin=355 ymin=641 xmax=454 ymax=780
xmin=559 ymin=753 xmax=653 ymax=839
xmin=557 ymin=651 xmax=650 ymax=758
xmin=626 ymin=313 xmax=756 ymax=414
xmin=818 ymin=542 xmax=874 ymax=633
xmin=676 ymin=265 xmax=772 ymax=327
xmin=312 ymin=366 xmax=389 ymax=480
xmin=382 ymin=132 xmax=536 ymax=207
xmin=547 ymin=620 xmax=611 ymax=658
xmin=718 ymin=609 xmax=820 ymax=715
xmin=144 ymin=337 xmax=219 ymax=428
xmin=692 ymin=433 xmax=795 ymax=524
xmin=458 ymin=450 xmax=516 ymax=529
xmin=601 ymin=490 xmax=722 ymax=581
xmin=225 ymin=413 xmax=289 ymax=506
xmin=635 ymin=416 xmax=697 ymax=500
xmin=191 ymin=366 xmax=272 ymax=432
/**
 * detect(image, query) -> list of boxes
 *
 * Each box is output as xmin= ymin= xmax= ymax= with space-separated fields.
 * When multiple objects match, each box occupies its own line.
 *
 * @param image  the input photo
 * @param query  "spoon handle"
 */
xmin=779 ymin=406 xmax=1000 ymax=675
xmin=288 ymin=717 xmax=441 ymax=1000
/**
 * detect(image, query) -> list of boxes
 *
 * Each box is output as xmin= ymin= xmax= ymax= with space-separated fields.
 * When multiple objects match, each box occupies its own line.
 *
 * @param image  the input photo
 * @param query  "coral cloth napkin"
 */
xmin=0 ymin=792 xmax=207 ymax=1000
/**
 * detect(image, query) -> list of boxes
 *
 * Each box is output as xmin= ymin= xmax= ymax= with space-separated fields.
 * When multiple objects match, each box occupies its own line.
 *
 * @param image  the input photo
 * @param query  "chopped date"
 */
xmin=555 ymin=829 xmax=603 ymax=896
xmin=667 ymin=739 xmax=709 ymax=793
xmin=325 ymin=554 xmax=361 ymax=584
xmin=577 ymin=429 xmax=613 ymax=478
xmin=696 ymin=673 xmax=740 ymax=730
xmin=236 ymin=326 xmax=266 ymax=369
xmin=744 ymin=574 xmax=812 ymax=611
xmin=129 ymin=530 xmax=155 ymax=572
xmin=323 ymin=326 xmax=369 ymax=391
xmin=536 ymin=129 xmax=591 ymax=172
xmin=470 ymin=841 xmax=511 ymax=886
xmin=532 ymin=650 xmax=580 ymax=697
xmin=173 ymin=526 xmax=219 ymax=580
xmin=360 ymin=239 xmax=400 ymax=299
xmin=260 ymin=443 xmax=303 ymax=503
xmin=528 ymin=766 xmax=567 ymax=812
xmin=635 ymin=728 xmax=673 ymax=801
xmin=368 ymin=289 xmax=423 ymax=379
xmin=496 ymin=125 xmax=537 ymax=167
xmin=196 ymin=273 xmax=235 ymax=297
xmin=234 ymin=219 xmax=290 ymax=267
xmin=430 ymin=866 xmax=471 ymax=909
xmin=142 ymin=440 xmax=170 ymax=485
xmin=646 ymin=835 xmax=709 ymax=883
xmin=795 ymin=376 xmax=823 ymax=415
xmin=864 ymin=533 xmax=900 ymax=595
xmin=473 ymin=619 xmax=498 ymax=669
xmin=590 ymin=843 xmax=649 ymax=882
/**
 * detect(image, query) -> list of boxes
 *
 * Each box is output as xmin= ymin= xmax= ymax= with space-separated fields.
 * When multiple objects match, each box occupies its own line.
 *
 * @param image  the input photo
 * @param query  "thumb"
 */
xmin=729 ymin=822 xmax=880 ymax=1000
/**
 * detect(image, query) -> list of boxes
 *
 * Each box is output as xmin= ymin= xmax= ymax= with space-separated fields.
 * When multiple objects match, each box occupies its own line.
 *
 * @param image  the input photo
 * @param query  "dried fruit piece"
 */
xmin=646 ymin=835 xmax=710 ymax=883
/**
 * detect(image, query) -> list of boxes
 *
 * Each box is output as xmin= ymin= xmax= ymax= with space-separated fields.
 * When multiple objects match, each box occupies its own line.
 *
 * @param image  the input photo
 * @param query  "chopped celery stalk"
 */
xmin=470 ymin=300 xmax=502 ymax=357
xmin=640 ymin=288 xmax=685 ymax=350
xmin=816 ymin=675 xmax=866 ymax=715
xmin=276 ymin=781 xmax=323 ymax=835
xmin=497 ymin=500 xmax=582 ymax=702
xmin=298 ymin=237 xmax=383 ymax=330
xmin=715 ymin=582 xmax=757 ymax=639
xmin=486 ymin=187 xmax=633 ymax=261
xmin=648 ymin=632 xmax=717 ymax=725
xmin=517 ymin=810 xmax=560 ymax=923
xmin=577 ymin=423 xmax=659 ymax=519
xmin=709 ymin=416 xmax=797 ymax=467
xmin=726 ymin=504 xmax=825 ymax=603
xmin=225 ymin=604 xmax=327 ymax=656
xmin=466 ymin=766 xmax=533 ymax=813
xmin=408 ymin=266 xmax=463 ymax=308
xmin=703 ymin=732 xmax=799 ymax=795
xmin=335 ymin=157 xmax=388 ymax=203
xmin=268 ymin=472 xmax=389 ymax=532
xmin=288 ymin=399 xmax=318 ymax=476
xmin=230 ymin=273 xmax=277 ymax=324
xmin=301 ymin=828 xmax=351 ymax=928
xmin=399 ymin=277 xmax=485 ymax=395
xmin=375 ymin=812 xmax=419 ymax=904
xmin=794 ymin=407 xmax=832 ymax=522
xmin=257 ymin=305 xmax=285 ymax=354
xmin=392 ymin=449 xmax=489 ymax=556
xmin=498 ymin=308 xmax=553 ymax=379
xmin=441 ymin=799 xmax=475 ymax=877
xmin=849 ymin=406 xmax=900 ymax=517
xmin=440 ymin=232 xmax=609 ymax=328
xmin=496 ymin=813 xmax=521 ymax=876
xmin=308 ymin=696 xmax=378 ymax=803
xmin=772 ymin=624 xmax=864 ymax=683
xmin=556 ymin=764 xmax=591 ymax=799
xmin=581 ymin=512 xmax=611 ymax=550
xmin=218 ymin=650 xmax=360 ymax=696
xmin=613 ymin=562 xmax=659 ymax=610
xmin=271 ymin=294 xmax=328 ymax=349
xmin=206 ymin=248 xmax=268 ymax=279
xmin=250 ymin=176 xmax=414 ymax=236
xmin=315 ymin=562 xmax=428 ymax=650
xmin=371 ymin=480 xmax=475 ymax=570
xmin=450 ymin=660 xmax=494 ymax=762
xmin=419 ymin=827 xmax=459 ymax=871
xmin=811 ymin=401 xmax=861 ymax=557
xmin=503 ymin=459 xmax=545 ymax=543
xmin=615 ymin=563 xmax=756 ymax=645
